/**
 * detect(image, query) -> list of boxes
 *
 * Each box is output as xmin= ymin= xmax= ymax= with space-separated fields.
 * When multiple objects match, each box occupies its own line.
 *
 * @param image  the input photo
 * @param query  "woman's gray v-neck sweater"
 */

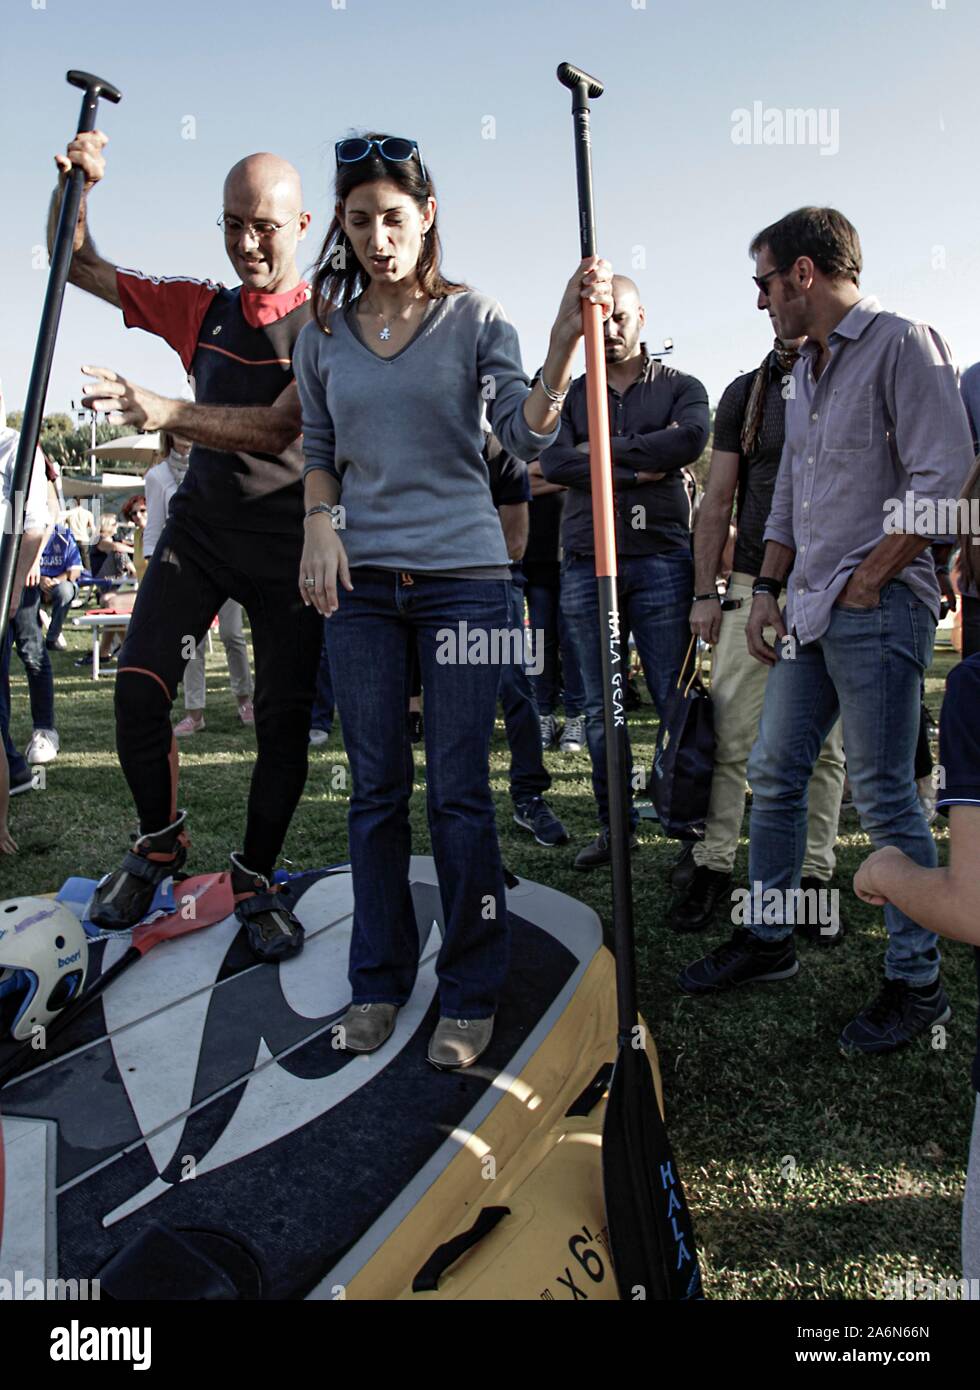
xmin=292 ymin=289 xmax=558 ymax=572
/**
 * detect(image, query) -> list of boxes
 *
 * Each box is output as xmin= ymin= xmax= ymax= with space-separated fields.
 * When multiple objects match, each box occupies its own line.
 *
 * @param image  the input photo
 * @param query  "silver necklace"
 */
xmin=364 ymin=293 xmax=419 ymax=341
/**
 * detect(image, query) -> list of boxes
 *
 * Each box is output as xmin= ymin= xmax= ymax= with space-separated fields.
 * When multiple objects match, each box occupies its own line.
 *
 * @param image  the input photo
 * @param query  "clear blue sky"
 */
xmin=3 ymin=0 xmax=980 ymax=420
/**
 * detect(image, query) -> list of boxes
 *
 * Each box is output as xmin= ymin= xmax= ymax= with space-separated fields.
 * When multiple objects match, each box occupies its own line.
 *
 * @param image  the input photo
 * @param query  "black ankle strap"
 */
xmin=121 ymin=849 xmax=176 ymax=884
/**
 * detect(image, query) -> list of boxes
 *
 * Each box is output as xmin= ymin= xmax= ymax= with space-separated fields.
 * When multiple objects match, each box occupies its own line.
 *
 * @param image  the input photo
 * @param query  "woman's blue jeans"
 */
xmin=325 ymin=568 xmax=510 ymax=1019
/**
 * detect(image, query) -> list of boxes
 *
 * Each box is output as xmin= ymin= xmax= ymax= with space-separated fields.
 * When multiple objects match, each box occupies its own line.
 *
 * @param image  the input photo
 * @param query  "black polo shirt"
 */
xmin=712 ymin=352 xmax=794 ymax=577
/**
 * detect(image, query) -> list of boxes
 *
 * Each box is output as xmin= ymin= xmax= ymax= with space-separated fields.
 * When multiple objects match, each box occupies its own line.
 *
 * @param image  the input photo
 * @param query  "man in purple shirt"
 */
xmin=678 ymin=206 xmax=975 ymax=1054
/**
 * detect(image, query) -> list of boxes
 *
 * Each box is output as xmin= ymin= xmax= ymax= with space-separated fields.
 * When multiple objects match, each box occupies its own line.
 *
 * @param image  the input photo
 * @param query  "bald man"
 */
xmin=47 ymin=132 xmax=322 ymax=960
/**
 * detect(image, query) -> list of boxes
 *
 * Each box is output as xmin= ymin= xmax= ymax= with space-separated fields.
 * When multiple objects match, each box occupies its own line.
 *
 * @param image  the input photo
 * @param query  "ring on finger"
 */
xmin=303 ymin=577 xmax=316 ymax=588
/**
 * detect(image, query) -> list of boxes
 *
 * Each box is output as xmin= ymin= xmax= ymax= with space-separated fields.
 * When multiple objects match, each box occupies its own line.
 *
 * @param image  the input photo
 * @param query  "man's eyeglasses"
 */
xmin=217 ymin=211 xmax=302 ymax=241
xmin=753 ymin=265 xmax=790 ymax=297
xmin=335 ymin=137 xmax=427 ymax=182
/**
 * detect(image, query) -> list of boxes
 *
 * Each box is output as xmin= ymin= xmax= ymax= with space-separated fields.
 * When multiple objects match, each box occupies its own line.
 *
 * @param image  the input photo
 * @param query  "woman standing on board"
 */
xmin=293 ymin=132 xmax=611 ymax=1069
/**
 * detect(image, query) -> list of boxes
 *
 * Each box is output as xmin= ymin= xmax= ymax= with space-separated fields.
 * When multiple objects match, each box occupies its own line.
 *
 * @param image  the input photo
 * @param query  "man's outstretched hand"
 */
xmin=81 ymin=365 xmax=174 ymax=433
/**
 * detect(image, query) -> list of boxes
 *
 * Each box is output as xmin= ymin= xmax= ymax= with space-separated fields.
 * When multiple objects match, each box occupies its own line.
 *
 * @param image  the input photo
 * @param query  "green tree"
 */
xmin=42 ymin=421 xmax=131 ymax=472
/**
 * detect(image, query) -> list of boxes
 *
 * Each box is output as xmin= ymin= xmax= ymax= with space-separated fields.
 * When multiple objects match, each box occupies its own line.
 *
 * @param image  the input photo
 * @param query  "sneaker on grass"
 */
xmin=513 ymin=796 xmax=569 ymax=847
xmin=839 ymin=978 xmax=951 ymax=1055
xmin=9 ymin=766 xmax=39 ymax=795
xmin=25 ymin=729 xmax=59 ymax=765
xmin=539 ymin=713 xmax=560 ymax=750
xmin=559 ymin=714 xmax=586 ymax=752
xmin=677 ymin=927 xmax=798 ymax=995
xmin=573 ymin=828 xmax=639 ymax=870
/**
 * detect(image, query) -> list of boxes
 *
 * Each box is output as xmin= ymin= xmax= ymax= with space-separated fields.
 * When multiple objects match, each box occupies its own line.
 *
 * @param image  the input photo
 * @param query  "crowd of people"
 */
xmin=0 ymin=122 xmax=977 ymax=1288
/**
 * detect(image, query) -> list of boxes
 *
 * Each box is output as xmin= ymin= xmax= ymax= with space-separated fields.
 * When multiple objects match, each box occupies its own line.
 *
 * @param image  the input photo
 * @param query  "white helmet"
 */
xmin=0 ymin=898 xmax=88 ymax=1042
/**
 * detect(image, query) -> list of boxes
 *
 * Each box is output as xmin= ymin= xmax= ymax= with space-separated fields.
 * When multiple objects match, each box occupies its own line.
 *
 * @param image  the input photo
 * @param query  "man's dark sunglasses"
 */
xmin=753 ymin=265 xmax=790 ymax=296
xmin=335 ymin=137 xmax=427 ymax=182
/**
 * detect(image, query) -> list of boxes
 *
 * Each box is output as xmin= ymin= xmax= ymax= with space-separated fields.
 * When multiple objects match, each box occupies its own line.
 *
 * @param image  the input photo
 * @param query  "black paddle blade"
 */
xmin=603 ymin=1043 xmax=703 ymax=1300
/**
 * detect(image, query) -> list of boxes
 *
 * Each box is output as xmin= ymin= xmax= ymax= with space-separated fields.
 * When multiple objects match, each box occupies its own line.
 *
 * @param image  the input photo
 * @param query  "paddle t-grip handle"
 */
xmin=67 ymin=69 xmax=122 ymax=133
xmin=556 ymin=62 xmax=604 ymax=98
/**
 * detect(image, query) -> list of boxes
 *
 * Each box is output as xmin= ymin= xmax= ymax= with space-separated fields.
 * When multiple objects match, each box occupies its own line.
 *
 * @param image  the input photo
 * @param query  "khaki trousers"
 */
xmin=692 ymin=575 xmax=845 ymax=878
xmin=183 ymin=598 xmax=253 ymax=709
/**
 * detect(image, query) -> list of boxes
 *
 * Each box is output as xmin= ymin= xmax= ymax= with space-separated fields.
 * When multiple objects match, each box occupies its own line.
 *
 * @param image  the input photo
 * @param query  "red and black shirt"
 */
xmin=116 ymin=269 xmax=311 ymax=533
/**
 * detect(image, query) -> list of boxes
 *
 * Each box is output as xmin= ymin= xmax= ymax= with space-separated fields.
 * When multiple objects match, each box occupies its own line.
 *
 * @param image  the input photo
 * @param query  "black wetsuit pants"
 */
xmin=114 ymin=514 xmax=321 ymax=876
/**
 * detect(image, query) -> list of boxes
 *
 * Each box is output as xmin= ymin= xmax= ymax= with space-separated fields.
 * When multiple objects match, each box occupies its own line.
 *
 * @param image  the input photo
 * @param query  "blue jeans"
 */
xmin=746 ymin=581 xmax=939 ymax=985
xmin=560 ymin=548 xmax=694 ymax=829
xmin=44 ymin=578 xmax=78 ymax=644
xmin=325 ymin=568 xmax=510 ymax=1018
xmin=499 ymin=577 xmax=550 ymax=806
xmin=524 ymin=561 xmax=585 ymax=717
xmin=11 ymin=586 xmax=55 ymax=730
xmin=310 ymin=619 xmax=335 ymax=734
xmin=0 ymin=628 xmax=28 ymax=782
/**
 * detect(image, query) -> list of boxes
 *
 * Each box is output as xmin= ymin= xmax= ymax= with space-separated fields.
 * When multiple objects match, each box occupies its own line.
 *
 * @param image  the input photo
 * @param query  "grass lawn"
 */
xmin=1 ymin=629 xmax=973 ymax=1301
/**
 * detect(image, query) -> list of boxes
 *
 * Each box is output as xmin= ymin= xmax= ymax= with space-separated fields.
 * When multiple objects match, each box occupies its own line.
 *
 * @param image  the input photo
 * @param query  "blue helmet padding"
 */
xmin=0 ymin=967 xmax=39 ymax=1037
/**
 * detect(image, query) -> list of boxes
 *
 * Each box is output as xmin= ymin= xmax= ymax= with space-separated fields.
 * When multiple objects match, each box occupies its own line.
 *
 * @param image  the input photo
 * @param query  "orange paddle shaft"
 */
xmin=582 ymin=300 xmax=617 ymax=580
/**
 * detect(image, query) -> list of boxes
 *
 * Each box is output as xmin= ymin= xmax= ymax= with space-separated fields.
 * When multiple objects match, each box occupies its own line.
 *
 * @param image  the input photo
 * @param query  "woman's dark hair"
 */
xmin=159 ymin=431 xmax=174 ymax=458
xmin=309 ymin=132 xmax=467 ymax=332
xmin=749 ymin=207 xmax=862 ymax=285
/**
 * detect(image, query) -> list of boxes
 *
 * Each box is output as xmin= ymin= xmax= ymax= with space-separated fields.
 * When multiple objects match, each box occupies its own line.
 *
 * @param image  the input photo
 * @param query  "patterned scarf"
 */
xmin=165 ymin=450 xmax=190 ymax=487
xmin=740 ymin=338 xmax=801 ymax=459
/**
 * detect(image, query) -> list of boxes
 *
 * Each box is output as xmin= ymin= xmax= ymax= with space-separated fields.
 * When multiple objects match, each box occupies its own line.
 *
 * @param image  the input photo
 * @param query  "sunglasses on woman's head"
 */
xmin=335 ymin=137 xmax=427 ymax=183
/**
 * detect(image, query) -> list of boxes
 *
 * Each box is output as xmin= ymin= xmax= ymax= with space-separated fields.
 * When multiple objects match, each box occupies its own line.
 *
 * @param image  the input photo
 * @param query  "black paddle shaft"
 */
xmin=558 ymin=61 xmax=704 ymax=1303
xmin=557 ymin=63 xmax=637 ymax=1038
xmin=0 ymin=71 xmax=121 ymax=645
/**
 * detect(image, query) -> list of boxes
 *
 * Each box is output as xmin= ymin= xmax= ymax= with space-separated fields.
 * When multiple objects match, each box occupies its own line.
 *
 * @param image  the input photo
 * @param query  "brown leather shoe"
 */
xmin=335 ymin=1002 xmax=399 ymax=1053
xmin=427 ymin=1016 xmax=494 ymax=1070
